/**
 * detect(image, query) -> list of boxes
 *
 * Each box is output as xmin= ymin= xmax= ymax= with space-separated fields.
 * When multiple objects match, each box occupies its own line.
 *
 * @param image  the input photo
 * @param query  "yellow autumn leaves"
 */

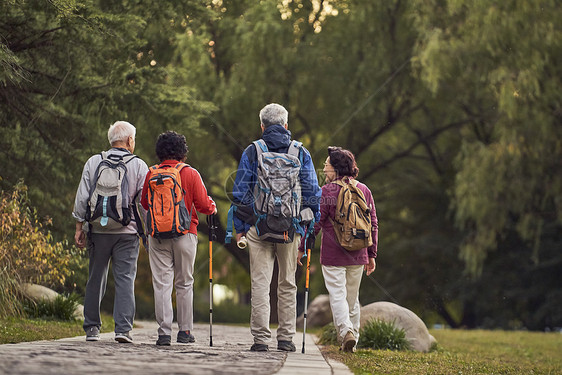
xmin=0 ymin=181 xmax=75 ymax=289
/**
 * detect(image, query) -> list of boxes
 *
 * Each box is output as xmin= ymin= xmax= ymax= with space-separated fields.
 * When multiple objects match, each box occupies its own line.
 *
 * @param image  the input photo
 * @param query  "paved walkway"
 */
xmin=0 ymin=321 xmax=351 ymax=375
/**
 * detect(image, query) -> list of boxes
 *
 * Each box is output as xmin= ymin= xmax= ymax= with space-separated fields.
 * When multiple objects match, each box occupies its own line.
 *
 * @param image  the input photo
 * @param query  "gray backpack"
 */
xmin=86 ymin=152 xmax=137 ymax=231
xmin=253 ymin=139 xmax=302 ymax=243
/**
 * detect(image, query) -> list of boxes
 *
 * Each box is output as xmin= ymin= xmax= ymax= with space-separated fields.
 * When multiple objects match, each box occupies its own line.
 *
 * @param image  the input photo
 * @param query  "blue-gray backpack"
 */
xmin=253 ymin=139 xmax=303 ymax=243
xmin=85 ymin=152 xmax=138 ymax=231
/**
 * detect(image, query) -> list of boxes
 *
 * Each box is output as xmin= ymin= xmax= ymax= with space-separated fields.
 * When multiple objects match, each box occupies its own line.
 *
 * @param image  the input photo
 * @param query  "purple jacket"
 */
xmin=302 ymin=178 xmax=378 ymax=266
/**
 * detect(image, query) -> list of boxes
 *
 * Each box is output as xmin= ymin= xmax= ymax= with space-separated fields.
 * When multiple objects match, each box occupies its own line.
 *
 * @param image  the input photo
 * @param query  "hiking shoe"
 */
xmin=85 ymin=326 xmax=100 ymax=342
xmin=156 ymin=335 xmax=171 ymax=346
xmin=177 ymin=330 xmax=195 ymax=343
xmin=277 ymin=340 xmax=296 ymax=352
xmin=250 ymin=343 xmax=269 ymax=352
xmin=341 ymin=331 xmax=356 ymax=353
xmin=115 ymin=332 xmax=133 ymax=343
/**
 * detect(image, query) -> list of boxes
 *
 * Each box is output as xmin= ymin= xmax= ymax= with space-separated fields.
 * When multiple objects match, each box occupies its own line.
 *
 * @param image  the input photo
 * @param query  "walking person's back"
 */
xmin=227 ymin=103 xmax=321 ymax=352
xmin=299 ymin=146 xmax=378 ymax=353
xmin=140 ymin=131 xmax=217 ymax=346
xmin=72 ymin=120 xmax=148 ymax=343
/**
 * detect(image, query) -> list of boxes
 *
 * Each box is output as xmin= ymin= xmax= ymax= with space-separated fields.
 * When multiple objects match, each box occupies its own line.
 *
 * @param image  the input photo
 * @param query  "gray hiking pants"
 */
xmin=83 ymin=233 xmax=139 ymax=334
xmin=148 ymin=233 xmax=198 ymax=336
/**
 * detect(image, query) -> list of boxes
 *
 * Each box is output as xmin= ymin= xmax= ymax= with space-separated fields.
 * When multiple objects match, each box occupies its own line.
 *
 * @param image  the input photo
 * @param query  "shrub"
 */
xmin=317 ymin=322 xmax=339 ymax=345
xmin=357 ymin=319 xmax=410 ymax=351
xmin=0 ymin=180 xmax=79 ymax=318
xmin=23 ymin=294 xmax=80 ymax=321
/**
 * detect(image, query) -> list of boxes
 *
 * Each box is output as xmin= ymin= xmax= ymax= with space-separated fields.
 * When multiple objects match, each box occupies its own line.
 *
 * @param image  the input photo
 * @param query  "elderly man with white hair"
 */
xmin=228 ymin=103 xmax=321 ymax=352
xmin=72 ymin=121 xmax=148 ymax=343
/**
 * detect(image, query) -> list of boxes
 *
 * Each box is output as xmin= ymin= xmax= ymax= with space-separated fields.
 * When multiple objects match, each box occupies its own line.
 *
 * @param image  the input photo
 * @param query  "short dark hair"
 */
xmin=327 ymin=146 xmax=359 ymax=178
xmin=155 ymin=131 xmax=188 ymax=162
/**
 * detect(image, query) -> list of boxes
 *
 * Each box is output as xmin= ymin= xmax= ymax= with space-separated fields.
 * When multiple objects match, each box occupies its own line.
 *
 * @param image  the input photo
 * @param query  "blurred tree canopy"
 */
xmin=1 ymin=0 xmax=560 ymax=329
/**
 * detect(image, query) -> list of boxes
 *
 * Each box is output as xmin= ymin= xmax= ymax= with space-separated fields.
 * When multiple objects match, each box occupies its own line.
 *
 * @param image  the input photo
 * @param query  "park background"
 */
xmin=1 ymin=0 xmax=561 ymax=332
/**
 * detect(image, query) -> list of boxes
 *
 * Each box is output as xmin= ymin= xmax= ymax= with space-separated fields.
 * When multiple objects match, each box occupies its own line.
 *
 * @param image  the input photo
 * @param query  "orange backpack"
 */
xmin=146 ymin=163 xmax=192 ymax=238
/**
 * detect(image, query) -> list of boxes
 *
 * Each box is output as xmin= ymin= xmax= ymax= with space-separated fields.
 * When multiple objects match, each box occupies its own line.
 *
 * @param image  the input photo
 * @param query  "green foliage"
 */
xmin=0 ymin=0 xmax=214 ymax=237
xmin=413 ymin=0 xmax=562 ymax=276
xmin=357 ymin=319 xmax=410 ymax=351
xmin=23 ymin=294 xmax=80 ymax=321
xmin=317 ymin=322 xmax=339 ymax=346
xmin=318 ymin=319 xmax=411 ymax=351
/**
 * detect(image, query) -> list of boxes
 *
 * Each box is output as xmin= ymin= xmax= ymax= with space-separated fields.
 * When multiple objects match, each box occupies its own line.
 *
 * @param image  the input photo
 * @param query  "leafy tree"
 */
xmin=0 ymin=0 xmax=213 ymax=237
xmin=412 ymin=0 xmax=562 ymax=328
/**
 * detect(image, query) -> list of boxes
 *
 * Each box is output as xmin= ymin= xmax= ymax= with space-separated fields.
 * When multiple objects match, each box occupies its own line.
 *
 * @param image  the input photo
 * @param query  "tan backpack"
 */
xmin=329 ymin=178 xmax=373 ymax=251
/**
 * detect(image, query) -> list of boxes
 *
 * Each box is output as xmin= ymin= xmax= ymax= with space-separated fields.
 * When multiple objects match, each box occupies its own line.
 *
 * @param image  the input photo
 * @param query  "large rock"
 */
xmin=297 ymin=294 xmax=333 ymax=328
xmin=360 ymin=301 xmax=436 ymax=352
xmin=21 ymin=283 xmax=84 ymax=320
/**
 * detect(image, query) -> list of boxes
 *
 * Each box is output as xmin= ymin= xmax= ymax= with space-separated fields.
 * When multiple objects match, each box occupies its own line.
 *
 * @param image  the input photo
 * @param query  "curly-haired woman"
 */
xmin=141 ymin=131 xmax=216 ymax=346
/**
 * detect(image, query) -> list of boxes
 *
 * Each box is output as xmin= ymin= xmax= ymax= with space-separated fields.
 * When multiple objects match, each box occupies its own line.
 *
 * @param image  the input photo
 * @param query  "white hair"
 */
xmin=108 ymin=121 xmax=136 ymax=145
xmin=259 ymin=103 xmax=288 ymax=128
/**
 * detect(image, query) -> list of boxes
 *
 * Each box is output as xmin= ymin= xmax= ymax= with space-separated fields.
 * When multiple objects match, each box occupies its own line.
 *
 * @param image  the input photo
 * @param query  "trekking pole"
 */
xmin=302 ymin=226 xmax=315 ymax=354
xmin=207 ymin=214 xmax=218 ymax=347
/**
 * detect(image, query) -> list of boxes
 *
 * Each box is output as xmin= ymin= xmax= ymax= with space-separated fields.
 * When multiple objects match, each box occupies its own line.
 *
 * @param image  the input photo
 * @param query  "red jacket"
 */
xmin=140 ymin=160 xmax=216 ymax=235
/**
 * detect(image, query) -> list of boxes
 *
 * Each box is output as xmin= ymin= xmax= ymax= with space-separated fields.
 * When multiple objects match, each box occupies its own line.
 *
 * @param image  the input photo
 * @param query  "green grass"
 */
xmin=0 ymin=315 xmax=114 ymax=344
xmin=322 ymin=329 xmax=562 ymax=374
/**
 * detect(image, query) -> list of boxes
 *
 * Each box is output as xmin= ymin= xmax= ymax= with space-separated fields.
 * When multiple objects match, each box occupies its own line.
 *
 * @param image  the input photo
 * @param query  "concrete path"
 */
xmin=0 ymin=321 xmax=352 ymax=375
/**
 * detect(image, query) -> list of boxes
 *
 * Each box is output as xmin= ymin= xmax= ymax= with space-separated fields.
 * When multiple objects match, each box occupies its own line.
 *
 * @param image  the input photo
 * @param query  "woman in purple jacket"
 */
xmin=299 ymin=146 xmax=378 ymax=352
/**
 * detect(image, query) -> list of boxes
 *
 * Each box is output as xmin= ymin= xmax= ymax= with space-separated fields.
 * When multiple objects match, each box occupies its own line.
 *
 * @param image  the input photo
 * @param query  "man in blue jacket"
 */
xmin=230 ymin=103 xmax=321 ymax=352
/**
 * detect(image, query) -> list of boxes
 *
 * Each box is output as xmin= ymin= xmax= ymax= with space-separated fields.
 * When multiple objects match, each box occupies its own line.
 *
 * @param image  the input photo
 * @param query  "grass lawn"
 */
xmin=0 ymin=315 xmax=114 ymax=344
xmin=322 ymin=329 xmax=562 ymax=374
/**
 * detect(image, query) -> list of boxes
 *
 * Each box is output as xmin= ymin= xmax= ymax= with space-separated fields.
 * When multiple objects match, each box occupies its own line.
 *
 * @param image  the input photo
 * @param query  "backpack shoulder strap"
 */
xmin=288 ymin=140 xmax=302 ymax=158
xmin=332 ymin=179 xmax=346 ymax=188
xmin=253 ymin=139 xmax=268 ymax=159
xmin=122 ymin=154 xmax=138 ymax=164
xmin=174 ymin=162 xmax=189 ymax=171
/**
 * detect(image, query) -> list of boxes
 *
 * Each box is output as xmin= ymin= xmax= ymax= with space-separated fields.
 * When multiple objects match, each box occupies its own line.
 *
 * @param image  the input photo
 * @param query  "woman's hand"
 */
xmin=365 ymin=257 xmax=376 ymax=276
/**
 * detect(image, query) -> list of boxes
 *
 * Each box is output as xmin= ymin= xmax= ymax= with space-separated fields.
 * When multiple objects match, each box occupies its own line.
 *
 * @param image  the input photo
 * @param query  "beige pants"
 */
xmin=322 ymin=264 xmax=364 ymax=343
xmin=148 ymin=233 xmax=198 ymax=336
xmin=247 ymin=226 xmax=301 ymax=345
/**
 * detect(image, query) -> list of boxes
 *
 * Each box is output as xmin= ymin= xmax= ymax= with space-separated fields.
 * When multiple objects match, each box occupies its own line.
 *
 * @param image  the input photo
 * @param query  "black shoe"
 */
xmin=250 ymin=343 xmax=269 ymax=352
xmin=156 ymin=335 xmax=171 ymax=346
xmin=177 ymin=330 xmax=195 ymax=343
xmin=277 ymin=340 xmax=296 ymax=352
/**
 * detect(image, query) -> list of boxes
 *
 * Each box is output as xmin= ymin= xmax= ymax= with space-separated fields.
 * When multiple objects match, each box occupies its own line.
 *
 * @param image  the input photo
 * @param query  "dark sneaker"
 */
xmin=115 ymin=332 xmax=133 ymax=343
xmin=85 ymin=326 xmax=100 ymax=342
xmin=250 ymin=343 xmax=269 ymax=352
xmin=277 ymin=340 xmax=296 ymax=352
xmin=341 ymin=331 xmax=356 ymax=353
xmin=156 ymin=335 xmax=171 ymax=346
xmin=177 ymin=330 xmax=195 ymax=343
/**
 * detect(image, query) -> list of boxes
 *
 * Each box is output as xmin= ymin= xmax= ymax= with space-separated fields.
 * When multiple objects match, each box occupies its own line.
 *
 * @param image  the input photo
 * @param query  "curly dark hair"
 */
xmin=155 ymin=131 xmax=188 ymax=162
xmin=327 ymin=146 xmax=359 ymax=178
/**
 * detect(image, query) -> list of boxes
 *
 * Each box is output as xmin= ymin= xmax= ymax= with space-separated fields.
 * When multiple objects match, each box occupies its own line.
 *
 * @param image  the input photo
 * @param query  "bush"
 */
xmin=0 ymin=180 xmax=79 ymax=318
xmin=317 ymin=319 xmax=411 ymax=351
xmin=23 ymin=294 xmax=80 ymax=321
xmin=357 ymin=319 xmax=410 ymax=351
xmin=317 ymin=322 xmax=339 ymax=345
